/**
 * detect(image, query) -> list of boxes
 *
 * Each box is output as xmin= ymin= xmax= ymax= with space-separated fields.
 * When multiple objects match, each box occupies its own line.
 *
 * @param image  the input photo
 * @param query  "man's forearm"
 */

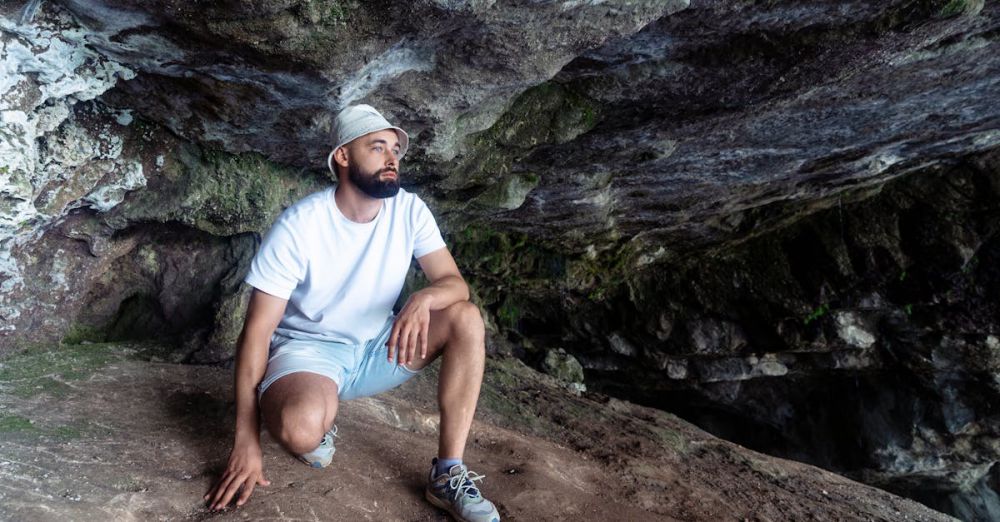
xmin=416 ymin=275 xmax=469 ymax=311
xmin=232 ymin=327 xmax=271 ymax=443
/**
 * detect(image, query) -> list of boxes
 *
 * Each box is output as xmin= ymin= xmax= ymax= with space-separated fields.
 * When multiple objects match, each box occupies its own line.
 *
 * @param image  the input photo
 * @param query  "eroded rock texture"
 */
xmin=2 ymin=0 xmax=999 ymax=519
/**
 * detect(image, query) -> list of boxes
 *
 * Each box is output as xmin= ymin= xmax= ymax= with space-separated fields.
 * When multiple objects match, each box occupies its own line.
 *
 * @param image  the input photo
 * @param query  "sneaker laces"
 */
xmin=320 ymin=425 xmax=338 ymax=446
xmin=447 ymin=467 xmax=485 ymax=501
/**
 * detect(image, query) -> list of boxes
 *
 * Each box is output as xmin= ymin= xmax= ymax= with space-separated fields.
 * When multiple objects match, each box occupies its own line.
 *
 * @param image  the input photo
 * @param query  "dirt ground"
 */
xmin=0 ymin=342 xmax=955 ymax=521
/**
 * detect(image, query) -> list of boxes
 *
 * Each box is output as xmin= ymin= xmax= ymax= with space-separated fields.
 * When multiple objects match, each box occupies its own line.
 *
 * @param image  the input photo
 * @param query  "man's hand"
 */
xmin=387 ymin=291 xmax=433 ymax=366
xmin=204 ymin=440 xmax=270 ymax=511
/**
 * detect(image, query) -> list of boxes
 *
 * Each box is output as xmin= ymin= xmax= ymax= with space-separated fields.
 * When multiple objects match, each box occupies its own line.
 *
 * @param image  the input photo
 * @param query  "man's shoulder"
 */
xmin=388 ymin=187 xmax=430 ymax=214
xmin=277 ymin=187 xmax=334 ymax=224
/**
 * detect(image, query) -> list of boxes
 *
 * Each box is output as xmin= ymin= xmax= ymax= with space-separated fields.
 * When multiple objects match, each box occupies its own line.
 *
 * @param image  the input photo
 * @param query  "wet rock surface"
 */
xmin=0 ymin=341 xmax=956 ymax=521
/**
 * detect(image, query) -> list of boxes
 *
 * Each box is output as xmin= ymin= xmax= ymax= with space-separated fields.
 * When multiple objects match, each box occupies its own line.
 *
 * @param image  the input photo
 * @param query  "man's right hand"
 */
xmin=204 ymin=440 xmax=271 ymax=511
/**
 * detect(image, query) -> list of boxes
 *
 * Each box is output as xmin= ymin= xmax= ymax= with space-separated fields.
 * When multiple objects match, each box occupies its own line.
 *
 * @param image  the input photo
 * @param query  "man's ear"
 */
xmin=334 ymin=146 xmax=350 ymax=169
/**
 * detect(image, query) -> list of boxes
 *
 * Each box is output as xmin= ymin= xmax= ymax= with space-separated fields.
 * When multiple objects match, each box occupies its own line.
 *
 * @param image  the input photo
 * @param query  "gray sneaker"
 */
xmin=425 ymin=459 xmax=500 ymax=522
xmin=298 ymin=425 xmax=337 ymax=468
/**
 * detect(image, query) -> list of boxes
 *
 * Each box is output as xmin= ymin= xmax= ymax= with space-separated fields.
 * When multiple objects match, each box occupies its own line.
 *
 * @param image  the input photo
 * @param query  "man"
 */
xmin=204 ymin=104 xmax=501 ymax=522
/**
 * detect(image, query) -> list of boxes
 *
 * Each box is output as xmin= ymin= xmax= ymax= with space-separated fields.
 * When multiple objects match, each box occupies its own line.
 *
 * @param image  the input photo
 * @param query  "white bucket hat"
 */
xmin=326 ymin=104 xmax=409 ymax=176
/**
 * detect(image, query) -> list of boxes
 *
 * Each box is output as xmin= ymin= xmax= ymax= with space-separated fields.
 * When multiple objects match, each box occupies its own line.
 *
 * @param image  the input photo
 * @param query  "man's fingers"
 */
xmin=420 ymin=322 xmax=428 ymax=359
xmin=406 ymin=327 xmax=419 ymax=365
xmin=237 ymin=480 xmax=256 ymax=506
xmin=387 ymin=322 xmax=400 ymax=362
xmin=257 ymin=475 xmax=271 ymax=486
xmin=399 ymin=327 xmax=412 ymax=364
xmin=209 ymin=472 xmax=236 ymax=506
xmin=399 ymin=324 xmax=410 ymax=365
xmin=215 ymin=473 xmax=246 ymax=510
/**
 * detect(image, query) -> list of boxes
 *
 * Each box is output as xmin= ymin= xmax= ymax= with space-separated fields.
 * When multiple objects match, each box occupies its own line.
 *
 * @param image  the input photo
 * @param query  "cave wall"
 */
xmin=2 ymin=0 xmax=1000 ymax=519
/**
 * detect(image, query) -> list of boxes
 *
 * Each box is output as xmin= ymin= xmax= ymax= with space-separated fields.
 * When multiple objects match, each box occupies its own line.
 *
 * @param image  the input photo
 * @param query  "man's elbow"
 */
xmin=452 ymin=275 xmax=471 ymax=302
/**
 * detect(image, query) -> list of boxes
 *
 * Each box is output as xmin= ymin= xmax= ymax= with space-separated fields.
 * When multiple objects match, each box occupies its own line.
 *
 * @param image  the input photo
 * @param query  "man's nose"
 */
xmin=385 ymin=149 xmax=398 ymax=167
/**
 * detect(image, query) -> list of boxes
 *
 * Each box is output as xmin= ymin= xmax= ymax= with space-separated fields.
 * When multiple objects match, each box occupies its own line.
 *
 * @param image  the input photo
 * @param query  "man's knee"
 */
xmin=444 ymin=301 xmax=485 ymax=341
xmin=274 ymin=406 xmax=326 ymax=454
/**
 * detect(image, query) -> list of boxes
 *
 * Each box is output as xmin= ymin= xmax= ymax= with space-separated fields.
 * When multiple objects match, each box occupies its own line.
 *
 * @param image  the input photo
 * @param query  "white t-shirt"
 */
xmin=245 ymin=186 xmax=447 ymax=344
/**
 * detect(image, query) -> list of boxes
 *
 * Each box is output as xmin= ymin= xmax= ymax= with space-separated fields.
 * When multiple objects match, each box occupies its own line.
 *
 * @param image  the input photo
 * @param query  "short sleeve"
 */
xmin=412 ymin=198 xmax=447 ymax=258
xmin=245 ymin=220 xmax=306 ymax=299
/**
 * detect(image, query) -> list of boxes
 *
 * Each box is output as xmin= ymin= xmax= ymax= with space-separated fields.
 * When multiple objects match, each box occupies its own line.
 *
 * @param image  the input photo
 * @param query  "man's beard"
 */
xmin=347 ymin=162 xmax=400 ymax=199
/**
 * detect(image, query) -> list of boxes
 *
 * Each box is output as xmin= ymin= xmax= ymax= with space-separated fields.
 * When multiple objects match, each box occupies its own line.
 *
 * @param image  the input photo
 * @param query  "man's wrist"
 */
xmin=234 ymin=424 xmax=261 ymax=445
xmin=412 ymin=289 xmax=437 ymax=309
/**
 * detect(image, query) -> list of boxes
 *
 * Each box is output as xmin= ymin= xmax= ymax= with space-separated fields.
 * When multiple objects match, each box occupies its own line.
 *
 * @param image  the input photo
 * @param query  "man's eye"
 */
xmin=374 ymin=146 xmax=383 ymax=152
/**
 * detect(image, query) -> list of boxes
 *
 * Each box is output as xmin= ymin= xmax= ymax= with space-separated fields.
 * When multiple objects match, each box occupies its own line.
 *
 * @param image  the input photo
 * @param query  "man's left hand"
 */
xmin=387 ymin=292 xmax=432 ymax=366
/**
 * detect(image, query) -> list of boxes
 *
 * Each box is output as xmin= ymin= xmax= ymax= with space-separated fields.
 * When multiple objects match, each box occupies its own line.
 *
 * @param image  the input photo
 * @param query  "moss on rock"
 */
xmin=116 ymin=144 xmax=326 ymax=236
xmin=0 ymin=342 xmax=132 ymax=398
xmin=451 ymin=81 xmax=601 ymax=189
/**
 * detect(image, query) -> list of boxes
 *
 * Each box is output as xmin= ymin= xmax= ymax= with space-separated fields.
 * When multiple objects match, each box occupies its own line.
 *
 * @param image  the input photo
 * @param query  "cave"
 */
xmin=2 ymin=0 xmax=998 ymax=520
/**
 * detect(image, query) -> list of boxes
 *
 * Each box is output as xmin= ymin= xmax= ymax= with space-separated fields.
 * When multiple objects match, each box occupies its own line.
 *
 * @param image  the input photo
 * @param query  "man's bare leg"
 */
xmin=259 ymin=373 xmax=339 ymax=455
xmin=406 ymin=301 xmax=499 ymax=521
xmin=404 ymin=300 xmax=486 ymax=460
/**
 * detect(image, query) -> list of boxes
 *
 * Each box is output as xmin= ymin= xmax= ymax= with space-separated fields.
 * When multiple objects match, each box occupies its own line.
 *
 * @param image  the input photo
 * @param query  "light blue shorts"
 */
xmin=257 ymin=316 xmax=421 ymax=402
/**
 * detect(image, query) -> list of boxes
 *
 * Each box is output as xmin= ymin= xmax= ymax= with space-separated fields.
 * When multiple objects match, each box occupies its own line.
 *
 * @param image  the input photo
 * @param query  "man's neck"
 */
xmin=334 ymin=182 xmax=383 ymax=223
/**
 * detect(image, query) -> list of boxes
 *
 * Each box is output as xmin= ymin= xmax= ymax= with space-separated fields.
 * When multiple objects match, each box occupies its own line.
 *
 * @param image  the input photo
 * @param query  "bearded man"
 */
xmin=204 ymin=104 xmax=501 ymax=522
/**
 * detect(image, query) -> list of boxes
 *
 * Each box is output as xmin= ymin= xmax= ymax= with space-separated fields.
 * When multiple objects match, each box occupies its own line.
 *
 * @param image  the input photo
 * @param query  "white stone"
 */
xmin=49 ymin=248 xmax=70 ymax=291
xmin=0 ymin=7 xmax=136 ymax=331
xmin=83 ymin=161 xmax=146 ymax=212
xmin=754 ymin=354 xmax=788 ymax=377
xmin=607 ymin=332 xmax=637 ymax=357
xmin=334 ymin=39 xmax=435 ymax=108
xmin=835 ymin=311 xmax=876 ymax=349
xmin=666 ymin=359 xmax=687 ymax=380
xmin=114 ymin=110 xmax=133 ymax=126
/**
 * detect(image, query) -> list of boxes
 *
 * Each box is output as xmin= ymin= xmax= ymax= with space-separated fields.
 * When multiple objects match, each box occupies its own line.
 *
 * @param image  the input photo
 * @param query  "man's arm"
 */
xmin=205 ymin=289 xmax=287 ymax=510
xmin=387 ymin=247 xmax=469 ymax=365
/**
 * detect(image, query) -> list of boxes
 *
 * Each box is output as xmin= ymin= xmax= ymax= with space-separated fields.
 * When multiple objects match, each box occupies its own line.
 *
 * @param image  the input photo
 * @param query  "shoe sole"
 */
xmin=298 ymin=448 xmax=334 ymax=468
xmin=425 ymin=488 xmax=470 ymax=522
xmin=424 ymin=489 xmax=500 ymax=522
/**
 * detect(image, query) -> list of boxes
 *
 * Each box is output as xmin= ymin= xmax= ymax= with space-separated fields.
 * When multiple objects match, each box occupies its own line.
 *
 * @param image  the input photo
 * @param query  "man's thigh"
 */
xmin=338 ymin=321 xmax=422 ymax=401
xmin=403 ymin=301 xmax=483 ymax=372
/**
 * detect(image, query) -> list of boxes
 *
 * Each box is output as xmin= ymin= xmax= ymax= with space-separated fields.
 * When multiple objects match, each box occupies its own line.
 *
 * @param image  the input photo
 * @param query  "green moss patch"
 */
xmin=0 ymin=413 xmax=98 ymax=441
xmin=453 ymin=81 xmax=601 ymax=188
xmin=0 ymin=413 xmax=37 ymax=433
xmin=0 ymin=342 xmax=134 ymax=398
xmin=119 ymin=145 xmax=326 ymax=236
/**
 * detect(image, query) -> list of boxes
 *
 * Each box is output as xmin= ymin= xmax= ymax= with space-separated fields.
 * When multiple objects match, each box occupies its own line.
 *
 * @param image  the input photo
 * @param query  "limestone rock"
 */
xmin=540 ymin=347 xmax=585 ymax=385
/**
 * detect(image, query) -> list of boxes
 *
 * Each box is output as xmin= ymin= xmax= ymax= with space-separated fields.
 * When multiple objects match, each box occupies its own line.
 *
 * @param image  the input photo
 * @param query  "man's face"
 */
xmin=345 ymin=129 xmax=401 ymax=199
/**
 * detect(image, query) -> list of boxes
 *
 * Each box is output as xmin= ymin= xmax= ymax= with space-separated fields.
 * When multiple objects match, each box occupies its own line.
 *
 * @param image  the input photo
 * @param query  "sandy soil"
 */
xmin=0 ymin=342 xmax=955 ymax=521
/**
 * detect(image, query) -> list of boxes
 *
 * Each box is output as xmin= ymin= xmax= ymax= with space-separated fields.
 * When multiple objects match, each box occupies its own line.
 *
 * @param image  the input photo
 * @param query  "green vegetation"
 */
xmin=497 ymin=299 xmax=522 ymax=329
xmin=0 ymin=342 xmax=131 ymax=398
xmin=455 ymin=81 xmax=602 ymax=187
xmin=803 ymin=303 xmax=830 ymax=325
xmin=61 ymin=323 xmax=107 ymax=345
xmin=0 ymin=413 xmax=96 ymax=441
xmin=124 ymin=146 xmax=324 ymax=236
xmin=0 ymin=413 xmax=36 ymax=433
xmin=324 ymin=1 xmax=354 ymax=24
xmin=448 ymin=221 xmax=634 ymax=343
xmin=938 ymin=0 xmax=979 ymax=18
xmin=0 ymin=343 xmax=143 ymax=440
